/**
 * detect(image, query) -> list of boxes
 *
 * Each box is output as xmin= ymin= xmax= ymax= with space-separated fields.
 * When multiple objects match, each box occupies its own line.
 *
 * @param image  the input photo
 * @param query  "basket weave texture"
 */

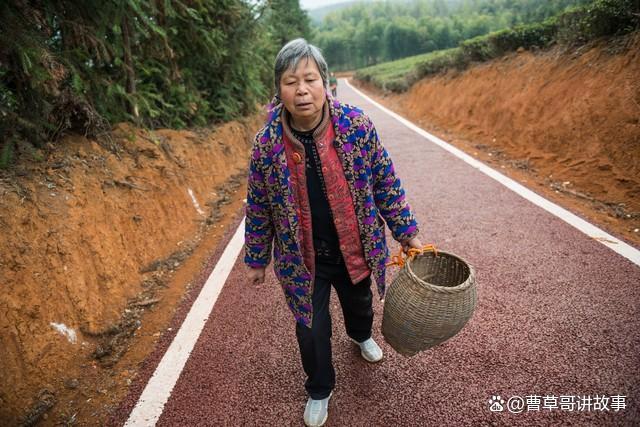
xmin=382 ymin=251 xmax=477 ymax=356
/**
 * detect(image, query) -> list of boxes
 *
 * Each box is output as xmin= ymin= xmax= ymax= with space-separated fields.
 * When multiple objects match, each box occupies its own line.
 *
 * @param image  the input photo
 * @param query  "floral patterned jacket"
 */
xmin=244 ymin=93 xmax=419 ymax=328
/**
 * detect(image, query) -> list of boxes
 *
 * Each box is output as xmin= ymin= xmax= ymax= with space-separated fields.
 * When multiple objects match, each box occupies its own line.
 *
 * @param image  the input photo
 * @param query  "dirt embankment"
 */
xmin=0 ymin=115 xmax=262 ymax=425
xmin=355 ymin=34 xmax=640 ymax=247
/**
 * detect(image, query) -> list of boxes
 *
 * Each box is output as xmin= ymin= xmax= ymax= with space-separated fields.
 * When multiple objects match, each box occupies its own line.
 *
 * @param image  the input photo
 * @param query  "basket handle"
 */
xmin=386 ymin=244 xmax=438 ymax=268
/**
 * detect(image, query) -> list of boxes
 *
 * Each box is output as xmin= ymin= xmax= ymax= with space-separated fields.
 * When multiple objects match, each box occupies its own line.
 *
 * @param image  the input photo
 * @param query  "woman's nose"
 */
xmin=296 ymin=84 xmax=308 ymax=95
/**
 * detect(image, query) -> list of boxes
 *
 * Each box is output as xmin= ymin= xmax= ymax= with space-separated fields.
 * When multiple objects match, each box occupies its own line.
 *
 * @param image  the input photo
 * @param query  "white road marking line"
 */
xmin=125 ymin=221 xmax=245 ymax=426
xmin=343 ymin=78 xmax=640 ymax=266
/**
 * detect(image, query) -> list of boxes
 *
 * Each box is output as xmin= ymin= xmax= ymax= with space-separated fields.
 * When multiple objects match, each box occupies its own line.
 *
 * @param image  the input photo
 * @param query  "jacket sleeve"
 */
xmin=367 ymin=118 xmax=419 ymax=243
xmin=244 ymin=134 xmax=274 ymax=268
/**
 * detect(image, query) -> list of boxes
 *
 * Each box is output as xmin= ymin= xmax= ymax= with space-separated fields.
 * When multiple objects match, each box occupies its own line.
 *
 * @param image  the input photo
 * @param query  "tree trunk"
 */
xmin=155 ymin=0 xmax=180 ymax=81
xmin=121 ymin=15 xmax=138 ymax=119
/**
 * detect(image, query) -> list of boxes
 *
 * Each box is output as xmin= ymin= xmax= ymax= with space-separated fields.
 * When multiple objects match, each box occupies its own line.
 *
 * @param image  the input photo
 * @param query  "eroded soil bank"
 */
xmin=0 ymin=115 xmax=262 ymax=425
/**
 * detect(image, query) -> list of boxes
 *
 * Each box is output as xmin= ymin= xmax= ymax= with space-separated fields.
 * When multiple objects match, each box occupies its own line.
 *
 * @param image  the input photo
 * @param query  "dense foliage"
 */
xmin=2 ymin=0 xmax=637 ymax=168
xmin=0 ymin=0 xmax=310 ymax=167
xmin=312 ymin=0 xmax=593 ymax=71
xmin=355 ymin=0 xmax=640 ymax=92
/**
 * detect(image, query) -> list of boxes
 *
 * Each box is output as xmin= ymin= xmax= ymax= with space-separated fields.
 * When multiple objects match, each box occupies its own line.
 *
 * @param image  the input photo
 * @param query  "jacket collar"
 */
xmin=281 ymin=99 xmax=331 ymax=145
xmin=266 ymin=91 xmax=343 ymax=141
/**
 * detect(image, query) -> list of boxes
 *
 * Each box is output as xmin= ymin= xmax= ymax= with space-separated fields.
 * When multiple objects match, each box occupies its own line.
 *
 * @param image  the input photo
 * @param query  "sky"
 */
xmin=299 ymin=0 xmax=352 ymax=10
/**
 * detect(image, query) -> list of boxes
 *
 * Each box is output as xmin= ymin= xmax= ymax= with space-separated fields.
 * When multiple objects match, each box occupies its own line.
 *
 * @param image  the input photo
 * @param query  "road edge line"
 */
xmin=124 ymin=220 xmax=246 ymax=426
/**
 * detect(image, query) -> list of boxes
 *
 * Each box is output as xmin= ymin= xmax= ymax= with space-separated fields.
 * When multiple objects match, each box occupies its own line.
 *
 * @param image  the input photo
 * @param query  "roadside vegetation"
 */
xmin=353 ymin=0 xmax=639 ymax=91
xmin=312 ymin=0 xmax=592 ymax=70
xmin=0 ymin=0 xmax=310 ymax=168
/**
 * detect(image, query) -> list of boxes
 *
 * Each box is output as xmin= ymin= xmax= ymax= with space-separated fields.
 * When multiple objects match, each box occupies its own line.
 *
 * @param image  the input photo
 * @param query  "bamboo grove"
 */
xmin=0 ymin=0 xmax=311 ymax=167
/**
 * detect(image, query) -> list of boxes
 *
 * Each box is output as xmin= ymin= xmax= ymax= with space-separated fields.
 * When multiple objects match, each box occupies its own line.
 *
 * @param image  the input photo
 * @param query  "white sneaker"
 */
xmin=303 ymin=391 xmax=332 ymax=427
xmin=351 ymin=337 xmax=384 ymax=362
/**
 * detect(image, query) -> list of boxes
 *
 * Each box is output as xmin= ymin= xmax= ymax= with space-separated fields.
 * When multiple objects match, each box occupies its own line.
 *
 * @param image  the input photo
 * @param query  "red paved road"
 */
xmin=110 ymin=83 xmax=640 ymax=426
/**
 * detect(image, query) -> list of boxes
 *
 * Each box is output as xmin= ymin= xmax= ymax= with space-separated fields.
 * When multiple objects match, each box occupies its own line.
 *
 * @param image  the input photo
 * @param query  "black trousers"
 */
xmin=295 ymin=261 xmax=374 ymax=399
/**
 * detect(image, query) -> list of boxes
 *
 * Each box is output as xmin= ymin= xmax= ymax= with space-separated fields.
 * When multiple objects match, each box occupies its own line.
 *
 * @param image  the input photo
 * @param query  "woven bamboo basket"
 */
xmin=382 ymin=250 xmax=477 ymax=356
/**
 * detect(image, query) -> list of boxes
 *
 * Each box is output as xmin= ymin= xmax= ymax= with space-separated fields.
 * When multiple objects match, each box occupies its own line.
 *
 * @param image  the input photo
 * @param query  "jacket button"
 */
xmin=293 ymin=153 xmax=302 ymax=164
xmin=340 ymin=245 xmax=346 ymax=251
xmin=322 ymin=166 xmax=328 ymax=173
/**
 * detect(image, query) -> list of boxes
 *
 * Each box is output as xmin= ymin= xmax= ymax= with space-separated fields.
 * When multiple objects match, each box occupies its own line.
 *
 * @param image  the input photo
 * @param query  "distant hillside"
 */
xmin=307 ymin=0 xmax=374 ymax=24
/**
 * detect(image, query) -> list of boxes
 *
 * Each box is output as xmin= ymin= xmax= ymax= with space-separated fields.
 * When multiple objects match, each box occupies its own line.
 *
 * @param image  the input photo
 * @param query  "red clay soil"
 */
xmin=0 ymin=115 xmax=262 ymax=425
xmin=353 ymin=33 xmax=640 ymax=248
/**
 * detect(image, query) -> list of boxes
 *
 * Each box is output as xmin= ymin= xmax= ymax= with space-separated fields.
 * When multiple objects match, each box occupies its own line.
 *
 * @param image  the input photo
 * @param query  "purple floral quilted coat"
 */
xmin=244 ymin=93 xmax=419 ymax=327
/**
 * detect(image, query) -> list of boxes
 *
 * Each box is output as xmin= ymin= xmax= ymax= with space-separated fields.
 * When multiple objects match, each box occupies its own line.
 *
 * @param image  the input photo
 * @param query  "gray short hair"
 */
xmin=274 ymin=38 xmax=328 ymax=97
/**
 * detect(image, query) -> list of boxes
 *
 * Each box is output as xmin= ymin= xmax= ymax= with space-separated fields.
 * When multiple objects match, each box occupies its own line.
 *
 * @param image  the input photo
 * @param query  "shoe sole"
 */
xmin=304 ymin=412 xmax=328 ymax=427
xmin=304 ymin=391 xmax=333 ymax=427
xmin=361 ymin=351 xmax=383 ymax=363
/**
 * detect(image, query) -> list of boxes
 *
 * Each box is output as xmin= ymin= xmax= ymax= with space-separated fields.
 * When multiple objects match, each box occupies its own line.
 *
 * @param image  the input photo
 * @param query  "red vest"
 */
xmin=282 ymin=107 xmax=370 ymax=284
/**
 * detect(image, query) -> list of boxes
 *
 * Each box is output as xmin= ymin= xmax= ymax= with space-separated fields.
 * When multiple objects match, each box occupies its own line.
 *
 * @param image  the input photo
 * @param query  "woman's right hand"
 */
xmin=247 ymin=266 xmax=266 ymax=286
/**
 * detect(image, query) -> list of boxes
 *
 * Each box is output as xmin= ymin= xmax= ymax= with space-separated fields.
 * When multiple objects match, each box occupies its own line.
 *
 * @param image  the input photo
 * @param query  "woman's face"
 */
xmin=279 ymin=57 xmax=325 ymax=128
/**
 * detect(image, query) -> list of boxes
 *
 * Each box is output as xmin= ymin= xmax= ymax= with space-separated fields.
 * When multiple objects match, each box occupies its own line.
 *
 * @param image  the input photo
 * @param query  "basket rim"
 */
xmin=404 ymin=250 xmax=476 ymax=293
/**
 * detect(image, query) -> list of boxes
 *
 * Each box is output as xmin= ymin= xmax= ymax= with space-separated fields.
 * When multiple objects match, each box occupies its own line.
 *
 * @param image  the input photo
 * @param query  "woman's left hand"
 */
xmin=401 ymin=236 xmax=423 ymax=253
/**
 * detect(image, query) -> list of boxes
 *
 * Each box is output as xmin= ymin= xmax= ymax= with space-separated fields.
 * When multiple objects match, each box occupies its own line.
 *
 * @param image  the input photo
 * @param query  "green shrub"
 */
xmin=0 ymin=139 xmax=15 ymax=169
xmin=355 ymin=48 xmax=467 ymax=92
xmin=460 ymin=19 xmax=558 ymax=61
xmin=556 ymin=0 xmax=640 ymax=44
xmin=415 ymin=48 xmax=468 ymax=76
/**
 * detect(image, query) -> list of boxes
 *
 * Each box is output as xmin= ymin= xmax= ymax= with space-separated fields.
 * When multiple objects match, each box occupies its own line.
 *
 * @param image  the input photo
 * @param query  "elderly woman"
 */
xmin=244 ymin=38 xmax=422 ymax=427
